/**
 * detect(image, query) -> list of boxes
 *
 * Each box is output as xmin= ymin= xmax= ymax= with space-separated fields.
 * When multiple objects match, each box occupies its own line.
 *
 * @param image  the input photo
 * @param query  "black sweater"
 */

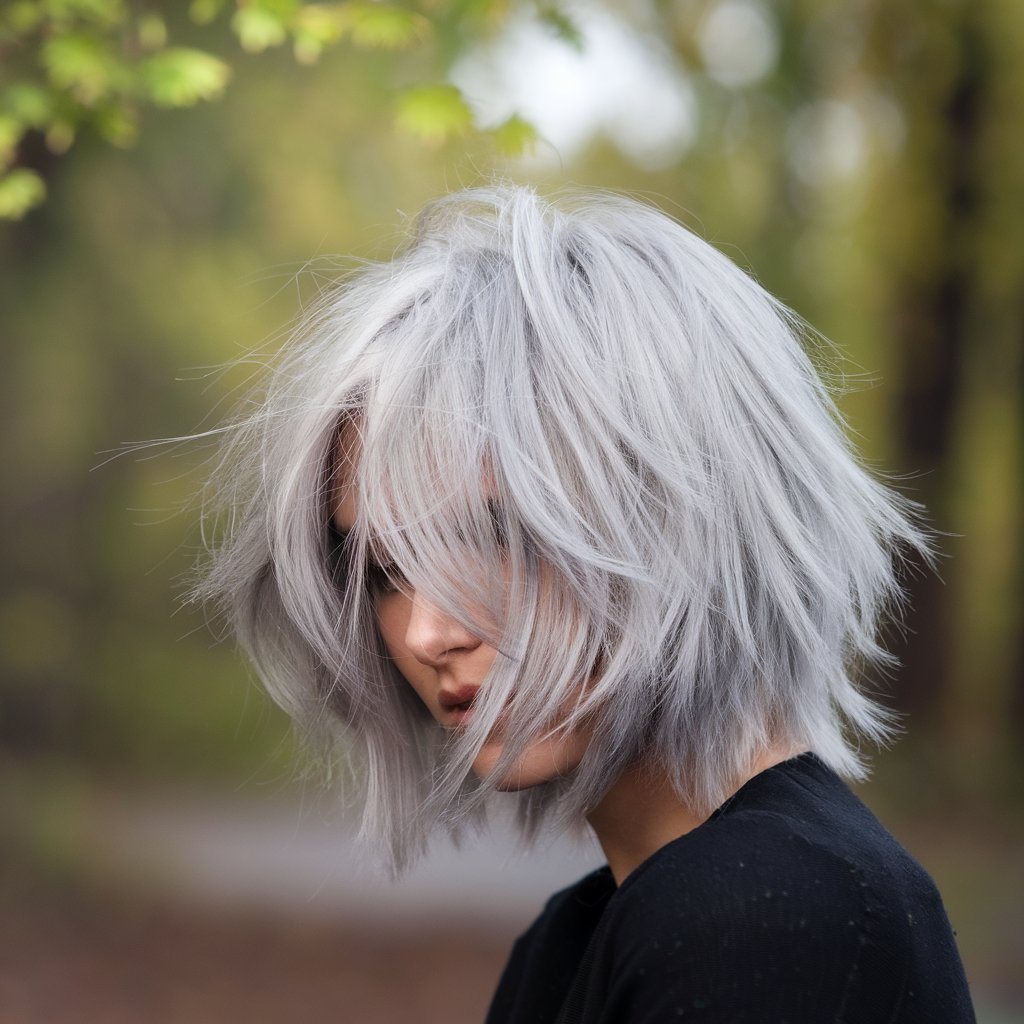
xmin=486 ymin=753 xmax=975 ymax=1023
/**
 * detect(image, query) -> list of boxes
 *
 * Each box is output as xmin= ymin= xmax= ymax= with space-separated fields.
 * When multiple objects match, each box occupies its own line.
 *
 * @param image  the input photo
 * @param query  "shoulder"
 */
xmin=501 ymin=866 xmax=614 ymax=971
xmin=582 ymin=813 xmax=880 ymax=1021
xmin=611 ymin=756 xmax=943 ymax=953
xmin=586 ymin=763 xmax=973 ymax=1022
xmin=533 ymin=865 xmax=617 ymax=933
xmin=613 ymin=807 xmax=873 ymax=950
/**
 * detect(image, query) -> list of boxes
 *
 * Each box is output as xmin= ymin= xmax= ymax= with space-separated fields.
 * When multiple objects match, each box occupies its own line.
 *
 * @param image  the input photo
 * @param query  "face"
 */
xmin=331 ymin=425 xmax=592 ymax=790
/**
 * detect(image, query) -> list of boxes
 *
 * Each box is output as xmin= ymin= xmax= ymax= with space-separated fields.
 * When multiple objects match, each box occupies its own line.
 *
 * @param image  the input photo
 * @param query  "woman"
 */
xmin=196 ymin=185 xmax=976 ymax=1021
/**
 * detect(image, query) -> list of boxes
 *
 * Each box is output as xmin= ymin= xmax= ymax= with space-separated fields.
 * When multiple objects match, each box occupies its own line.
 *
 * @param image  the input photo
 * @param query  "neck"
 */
xmin=586 ymin=745 xmax=803 ymax=886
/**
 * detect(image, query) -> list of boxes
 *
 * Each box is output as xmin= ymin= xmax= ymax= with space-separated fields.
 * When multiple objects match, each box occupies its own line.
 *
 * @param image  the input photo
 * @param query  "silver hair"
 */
xmin=194 ymin=184 xmax=930 ymax=871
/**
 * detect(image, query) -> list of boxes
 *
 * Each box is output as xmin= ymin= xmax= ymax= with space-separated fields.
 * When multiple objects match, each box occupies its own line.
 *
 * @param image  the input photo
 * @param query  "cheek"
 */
xmin=374 ymin=592 xmax=410 ymax=659
xmin=374 ymin=594 xmax=433 ymax=704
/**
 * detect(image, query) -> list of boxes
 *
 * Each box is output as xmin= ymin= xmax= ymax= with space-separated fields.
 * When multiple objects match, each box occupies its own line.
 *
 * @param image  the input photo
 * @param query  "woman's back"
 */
xmin=488 ymin=753 xmax=975 ymax=1023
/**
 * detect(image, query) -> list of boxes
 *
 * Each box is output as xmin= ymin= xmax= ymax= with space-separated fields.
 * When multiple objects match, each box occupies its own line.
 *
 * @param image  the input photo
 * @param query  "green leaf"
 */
xmin=0 ymin=168 xmax=47 ymax=220
xmin=45 ymin=118 xmax=75 ymax=153
xmin=189 ymin=0 xmax=225 ymax=25
xmin=292 ymin=30 xmax=322 ymax=64
xmin=395 ymin=85 xmax=473 ymax=145
xmin=347 ymin=5 xmax=430 ymax=50
xmin=292 ymin=3 xmax=346 ymax=63
xmin=138 ymin=12 xmax=167 ymax=51
xmin=42 ymin=32 xmax=129 ymax=105
xmin=295 ymin=2 xmax=346 ymax=40
xmin=4 ymin=84 xmax=55 ymax=129
xmin=492 ymin=113 xmax=538 ymax=156
xmin=0 ymin=116 xmax=23 ymax=169
xmin=259 ymin=0 xmax=300 ymax=19
xmin=231 ymin=6 xmax=288 ymax=52
xmin=5 ymin=1 xmax=45 ymax=35
xmin=94 ymin=101 xmax=137 ymax=146
xmin=139 ymin=48 xmax=231 ymax=107
xmin=41 ymin=0 xmax=126 ymax=29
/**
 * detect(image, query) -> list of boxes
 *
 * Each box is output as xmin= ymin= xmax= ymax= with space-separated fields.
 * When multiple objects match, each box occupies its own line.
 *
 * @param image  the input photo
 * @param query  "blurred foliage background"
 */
xmin=1 ymin=0 xmax=1022 ymax=1021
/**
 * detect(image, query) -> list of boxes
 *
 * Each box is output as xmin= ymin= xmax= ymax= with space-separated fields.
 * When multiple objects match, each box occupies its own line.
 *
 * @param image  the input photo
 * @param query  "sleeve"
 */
xmin=600 ymin=831 xmax=881 ymax=1022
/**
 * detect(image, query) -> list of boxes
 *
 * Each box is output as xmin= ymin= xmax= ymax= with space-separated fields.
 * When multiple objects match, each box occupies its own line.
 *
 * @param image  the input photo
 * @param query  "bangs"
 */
xmin=341 ymin=355 xmax=616 ymax=804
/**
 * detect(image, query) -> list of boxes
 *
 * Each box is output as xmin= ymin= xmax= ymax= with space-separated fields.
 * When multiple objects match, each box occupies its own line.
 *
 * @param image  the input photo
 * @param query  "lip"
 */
xmin=438 ymin=684 xmax=479 ymax=724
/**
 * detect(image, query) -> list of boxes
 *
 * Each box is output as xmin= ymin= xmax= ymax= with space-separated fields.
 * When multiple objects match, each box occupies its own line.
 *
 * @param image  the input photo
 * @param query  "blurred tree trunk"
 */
xmin=876 ymin=0 xmax=1024 ymax=773
xmin=883 ymin=5 xmax=986 ymax=722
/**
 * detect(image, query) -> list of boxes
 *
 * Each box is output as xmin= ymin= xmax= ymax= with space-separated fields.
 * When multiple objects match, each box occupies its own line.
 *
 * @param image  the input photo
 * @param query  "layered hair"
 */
xmin=195 ymin=184 xmax=929 ymax=871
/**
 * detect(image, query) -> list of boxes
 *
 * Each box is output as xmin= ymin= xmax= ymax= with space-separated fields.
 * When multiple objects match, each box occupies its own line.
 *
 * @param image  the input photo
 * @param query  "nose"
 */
xmin=404 ymin=589 xmax=482 ymax=667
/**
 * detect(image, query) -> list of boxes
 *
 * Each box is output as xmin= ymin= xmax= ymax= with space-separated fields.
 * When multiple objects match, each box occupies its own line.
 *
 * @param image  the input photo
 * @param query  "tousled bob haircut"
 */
xmin=196 ymin=184 xmax=930 ymax=872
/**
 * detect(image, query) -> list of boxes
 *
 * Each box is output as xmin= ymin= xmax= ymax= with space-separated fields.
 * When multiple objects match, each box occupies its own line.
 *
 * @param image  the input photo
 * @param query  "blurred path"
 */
xmin=4 ymin=785 xmax=606 ymax=1024
xmin=6 ymin=784 xmax=1022 ymax=1023
xmin=87 ymin=788 xmax=605 ymax=931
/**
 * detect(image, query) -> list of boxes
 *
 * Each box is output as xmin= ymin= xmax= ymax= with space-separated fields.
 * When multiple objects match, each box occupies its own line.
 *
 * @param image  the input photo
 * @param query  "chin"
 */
xmin=471 ymin=737 xmax=585 ymax=791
